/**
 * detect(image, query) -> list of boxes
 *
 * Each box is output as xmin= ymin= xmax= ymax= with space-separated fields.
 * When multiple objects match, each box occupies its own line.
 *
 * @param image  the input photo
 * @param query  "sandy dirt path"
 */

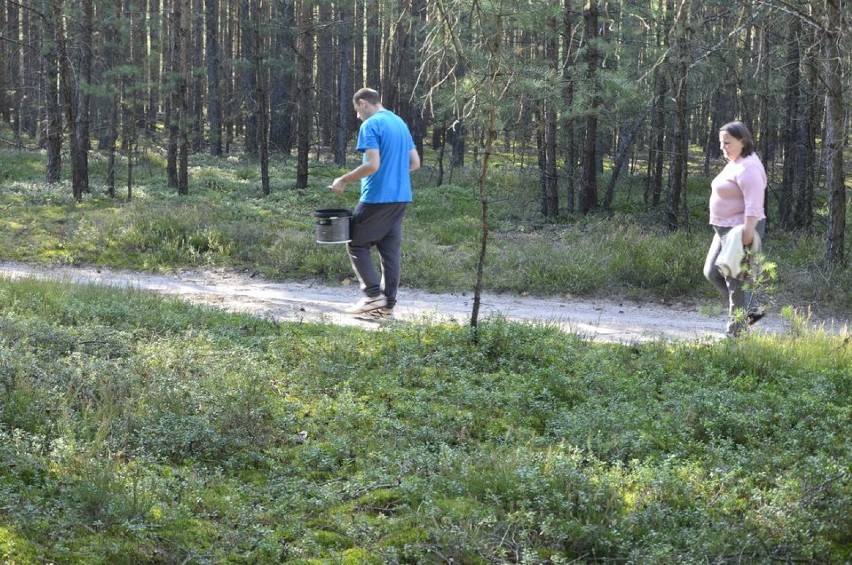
xmin=1 ymin=261 xmax=847 ymax=344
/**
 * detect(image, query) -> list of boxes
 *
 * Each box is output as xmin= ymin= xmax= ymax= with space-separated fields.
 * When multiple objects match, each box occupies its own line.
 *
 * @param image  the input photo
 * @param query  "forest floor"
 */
xmin=1 ymin=260 xmax=848 ymax=344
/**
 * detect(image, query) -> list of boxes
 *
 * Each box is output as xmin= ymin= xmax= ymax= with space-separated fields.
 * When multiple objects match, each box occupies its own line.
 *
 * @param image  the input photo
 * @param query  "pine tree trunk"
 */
xmin=580 ymin=0 xmax=600 ymax=215
xmin=269 ymin=0 xmax=294 ymax=153
xmin=253 ymin=0 xmax=270 ymax=195
xmin=316 ymin=1 xmax=334 ymax=148
xmin=295 ymin=0 xmax=313 ymax=190
xmin=147 ymin=0 xmax=161 ymax=136
xmin=540 ymin=15 xmax=559 ymax=218
xmin=793 ymin=40 xmax=819 ymax=230
xmin=166 ymin=0 xmax=178 ymax=188
xmin=21 ymin=6 xmax=39 ymax=141
xmin=542 ymin=102 xmax=559 ymax=217
xmin=666 ymin=0 xmax=690 ymax=231
xmin=206 ymin=0 xmax=222 ymax=155
xmin=55 ymin=0 xmax=87 ymax=200
xmin=241 ymin=0 xmax=258 ymax=157
xmin=823 ymin=0 xmax=846 ymax=266
xmin=335 ymin=1 xmax=353 ymax=166
xmin=0 ymin=4 xmax=9 ymax=125
xmin=223 ymin=0 xmax=236 ymax=152
xmin=190 ymin=0 xmax=203 ymax=152
xmin=77 ymin=0 xmax=93 ymax=191
xmin=131 ymin=0 xmax=145 ymax=131
xmin=352 ymin=0 xmax=364 ymax=136
xmin=366 ymin=0 xmax=381 ymax=89
xmin=104 ymin=0 xmax=122 ymax=198
xmin=779 ymin=16 xmax=799 ymax=229
xmin=561 ymin=0 xmax=576 ymax=214
xmin=178 ymin=0 xmax=189 ymax=194
xmin=41 ymin=0 xmax=62 ymax=183
xmin=605 ymin=115 xmax=646 ymax=211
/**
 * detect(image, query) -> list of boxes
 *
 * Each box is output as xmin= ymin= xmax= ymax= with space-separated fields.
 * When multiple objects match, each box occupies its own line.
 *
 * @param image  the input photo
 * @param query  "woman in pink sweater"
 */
xmin=702 ymin=121 xmax=767 ymax=337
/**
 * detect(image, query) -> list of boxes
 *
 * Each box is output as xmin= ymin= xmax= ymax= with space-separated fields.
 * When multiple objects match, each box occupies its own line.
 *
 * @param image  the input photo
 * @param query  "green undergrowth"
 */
xmin=1 ymin=277 xmax=849 ymax=563
xmin=1 ymin=149 xmax=850 ymax=314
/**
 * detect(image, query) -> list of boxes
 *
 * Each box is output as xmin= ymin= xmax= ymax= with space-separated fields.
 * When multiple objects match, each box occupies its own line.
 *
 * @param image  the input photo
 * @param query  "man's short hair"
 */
xmin=353 ymin=88 xmax=381 ymax=105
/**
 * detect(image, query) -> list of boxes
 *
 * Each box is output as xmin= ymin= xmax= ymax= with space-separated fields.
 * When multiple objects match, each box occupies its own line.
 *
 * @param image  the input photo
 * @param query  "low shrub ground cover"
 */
xmin=1 ymin=278 xmax=849 ymax=563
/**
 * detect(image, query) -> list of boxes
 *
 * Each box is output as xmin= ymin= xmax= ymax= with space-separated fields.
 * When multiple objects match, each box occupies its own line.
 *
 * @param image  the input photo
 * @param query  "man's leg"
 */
xmin=347 ymin=203 xmax=385 ymax=297
xmin=375 ymin=204 xmax=407 ymax=308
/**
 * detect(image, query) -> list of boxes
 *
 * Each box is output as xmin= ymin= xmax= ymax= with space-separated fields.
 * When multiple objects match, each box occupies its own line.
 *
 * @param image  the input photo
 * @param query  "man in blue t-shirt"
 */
xmin=331 ymin=88 xmax=420 ymax=316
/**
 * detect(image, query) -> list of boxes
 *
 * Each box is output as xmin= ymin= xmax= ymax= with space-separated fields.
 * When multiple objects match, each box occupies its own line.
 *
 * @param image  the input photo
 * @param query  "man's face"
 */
xmin=353 ymin=99 xmax=375 ymax=121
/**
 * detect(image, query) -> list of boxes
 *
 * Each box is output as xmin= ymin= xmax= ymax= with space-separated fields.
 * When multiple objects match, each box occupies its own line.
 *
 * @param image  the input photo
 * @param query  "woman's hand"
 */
xmin=741 ymin=216 xmax=759 ymax=247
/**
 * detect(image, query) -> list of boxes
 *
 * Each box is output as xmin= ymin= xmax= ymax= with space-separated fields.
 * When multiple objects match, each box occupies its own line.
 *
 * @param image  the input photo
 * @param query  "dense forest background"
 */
xmin=0 ymin=0 xmax=849 ymax=264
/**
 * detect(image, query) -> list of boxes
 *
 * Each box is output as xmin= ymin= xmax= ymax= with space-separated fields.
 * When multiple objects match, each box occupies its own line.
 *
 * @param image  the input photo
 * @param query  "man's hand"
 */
xmin=331 ymin=177 xmax=347 ymax=193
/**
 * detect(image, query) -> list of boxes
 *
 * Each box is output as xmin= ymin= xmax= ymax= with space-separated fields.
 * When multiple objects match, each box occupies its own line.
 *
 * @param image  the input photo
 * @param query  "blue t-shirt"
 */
xmin=356 ymin=110 xmax=415 ymax=203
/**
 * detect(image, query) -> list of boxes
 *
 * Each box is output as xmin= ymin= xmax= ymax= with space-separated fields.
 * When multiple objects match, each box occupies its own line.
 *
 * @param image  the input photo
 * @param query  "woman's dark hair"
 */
xmin=353 ymin=88 xmax=381 ymax=105
xmin=719 ymin=121 xmax=755 ymax=157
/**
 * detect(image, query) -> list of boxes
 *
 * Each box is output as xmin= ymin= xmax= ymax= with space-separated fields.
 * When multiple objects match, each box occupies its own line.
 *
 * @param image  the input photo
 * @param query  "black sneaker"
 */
xmin=747 ymin=309 xmax=765 ymax=325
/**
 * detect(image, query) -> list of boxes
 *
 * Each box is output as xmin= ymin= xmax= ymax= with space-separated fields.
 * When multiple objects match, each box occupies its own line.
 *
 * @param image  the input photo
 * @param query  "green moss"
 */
xmin=0 ymin=526 xmax=39 ymax=564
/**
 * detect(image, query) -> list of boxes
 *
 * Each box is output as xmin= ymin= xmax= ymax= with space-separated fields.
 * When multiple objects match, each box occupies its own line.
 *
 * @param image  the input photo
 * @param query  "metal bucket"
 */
xmin=314 ymin=209 xmax=352 ymax=244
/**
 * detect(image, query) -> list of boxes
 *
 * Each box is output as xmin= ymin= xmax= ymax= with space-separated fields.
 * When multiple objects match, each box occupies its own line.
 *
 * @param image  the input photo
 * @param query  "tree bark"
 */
xmin=580 ymin=0 xmax=600 ymax=215
xmin=241 ymin=0 xmax=258 ymax=157
xmin=666 ymin=0 xmax=690 ymax=231
xmin=190 ymin=0 xmax=204 ymax=152
xmin=823 ymin=0 xmax=846 ymax=266
xmin=605 ymin=114 xmax=647 ymax=210
xmin=779 ymin=16 xmax=800 ymax=229
xmin=335 ymin=1 xmax=353 ymax=166
xmin=41 ymin=0 xmax=62 ymax=183
xmin=794 ymin=34 xmax=819 ymax=231
xmin=178 ymin=0 xmax=189 ymax=194
xmin=366 ymin=0 xmax=381 ymax=89
xmin=316 ymin=0 xmax=334 ymax=147
xmin=561 ymin=0 xmax=577 ymax=214
xmin=206 ymin=0 xmax=222 ymax=155
xmin=540 ymin=15 xmax=559 ymax=218
xmin=167 ymin=0 xmax=189 ymax=194
xmin=269 ymin=0 xmax=294 ymax=153
xmin=147 ymin=0 xmax=161 ymax=136
xmin=55 ymin=0 xmax=88 ymax=200
xmin=0 ymin=4 xmax=9 ymax=126
xmin=294 ymin=0 xmax=313 ymax=189
xmin=253 ymin=0 xmax=270 ymax=195
xmin=104 ymin=0 xmax=122 ymax=198
xmin=166 ymin=0 xmax=178 ymax=188
xmin=78 ymin=0 xmax=92 ymax=157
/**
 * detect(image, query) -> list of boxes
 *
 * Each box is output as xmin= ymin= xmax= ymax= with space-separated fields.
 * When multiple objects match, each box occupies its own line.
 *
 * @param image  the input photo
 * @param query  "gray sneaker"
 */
xmin=726 ymin=318 xmax=747 ymax=337
xmin=344 ymin=295 xmax=387 ymax=315
xmin=366 ymin=307 xmax=394 ymax=320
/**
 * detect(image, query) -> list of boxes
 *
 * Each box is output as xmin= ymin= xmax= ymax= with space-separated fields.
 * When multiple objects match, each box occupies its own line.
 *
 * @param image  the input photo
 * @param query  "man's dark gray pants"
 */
xmin=347 ymin=202 xmax=407 ymax=309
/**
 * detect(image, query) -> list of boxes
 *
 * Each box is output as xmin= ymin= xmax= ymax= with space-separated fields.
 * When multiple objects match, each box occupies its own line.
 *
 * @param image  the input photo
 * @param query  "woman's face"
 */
xmin=719 ymin=131 xmax=744 ymax=161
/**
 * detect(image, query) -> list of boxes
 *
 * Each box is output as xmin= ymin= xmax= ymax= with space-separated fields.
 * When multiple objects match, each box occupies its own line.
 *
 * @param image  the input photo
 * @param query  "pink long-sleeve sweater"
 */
xmin=709 ymin=153 xmax=767 ymax=227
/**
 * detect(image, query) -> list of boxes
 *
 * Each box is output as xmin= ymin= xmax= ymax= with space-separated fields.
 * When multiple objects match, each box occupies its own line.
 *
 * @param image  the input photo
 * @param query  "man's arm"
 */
xmin=331 ymin=149 xmax=380 ymax=193
xmin=409 ymin=148 xmax=420 ymax=172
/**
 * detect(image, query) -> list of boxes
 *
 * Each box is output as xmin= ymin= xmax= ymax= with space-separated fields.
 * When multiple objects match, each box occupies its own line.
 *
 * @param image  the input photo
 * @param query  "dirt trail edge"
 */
xmin=1 ymin=261 xmax=847 ymax=344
